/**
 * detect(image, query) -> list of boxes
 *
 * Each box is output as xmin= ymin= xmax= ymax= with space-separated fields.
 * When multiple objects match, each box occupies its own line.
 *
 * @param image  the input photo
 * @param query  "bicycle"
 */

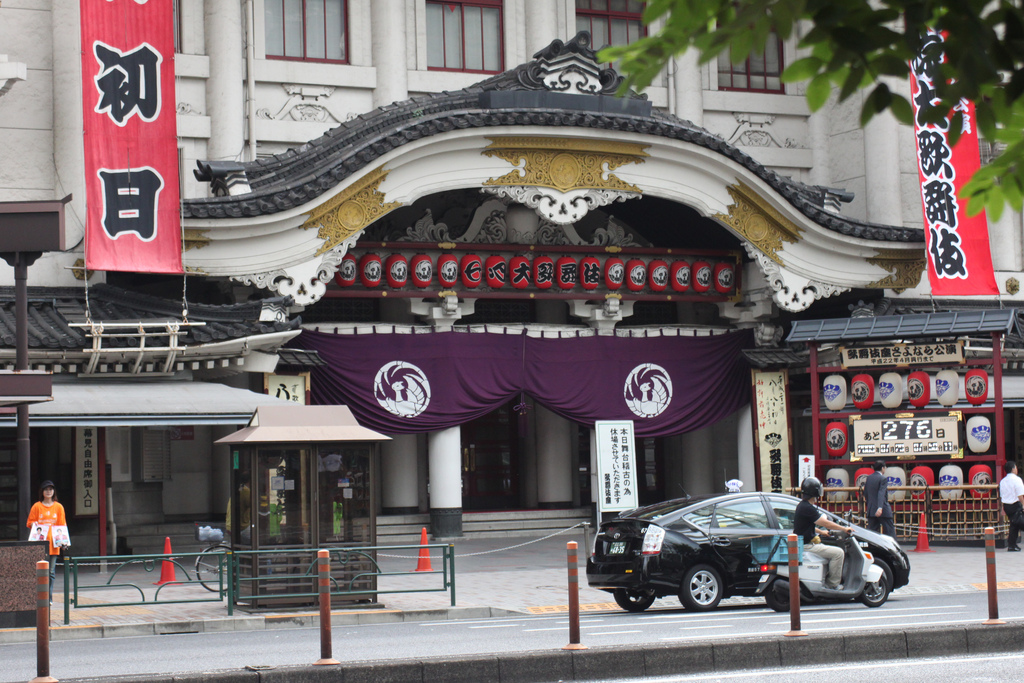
xmin=195 ymin=542 xmax=231 ymax=592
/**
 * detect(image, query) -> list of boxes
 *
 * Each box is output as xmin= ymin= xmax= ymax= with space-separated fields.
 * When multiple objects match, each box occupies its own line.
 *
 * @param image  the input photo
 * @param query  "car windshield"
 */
xmin=628 ymin=498 xmax=691 ymax=521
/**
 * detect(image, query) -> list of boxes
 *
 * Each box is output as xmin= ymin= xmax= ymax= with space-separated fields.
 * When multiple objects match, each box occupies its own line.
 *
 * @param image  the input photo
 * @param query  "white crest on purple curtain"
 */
xmin=624 ymin=363 xmax=673 ymax=418
xmin=374 ymin=361 xmax=431 ymax=417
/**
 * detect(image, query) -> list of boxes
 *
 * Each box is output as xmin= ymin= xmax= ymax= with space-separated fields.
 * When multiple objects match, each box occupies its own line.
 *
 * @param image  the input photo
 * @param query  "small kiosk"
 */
xmin=216 ymin=404 xmax=389 ymax=607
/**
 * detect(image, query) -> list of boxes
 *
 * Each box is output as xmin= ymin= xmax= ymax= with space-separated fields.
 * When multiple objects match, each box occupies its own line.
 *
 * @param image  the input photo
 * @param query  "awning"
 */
xmin=4 ymin=380 xmax=292 ymax=426
xmin=786 ymin=309 xmax=1022 ymax=343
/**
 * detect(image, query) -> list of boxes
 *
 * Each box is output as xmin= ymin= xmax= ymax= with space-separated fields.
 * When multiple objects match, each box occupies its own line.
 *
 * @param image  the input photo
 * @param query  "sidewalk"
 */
xmin=3 ymin=529 xmax=1023 ymax=644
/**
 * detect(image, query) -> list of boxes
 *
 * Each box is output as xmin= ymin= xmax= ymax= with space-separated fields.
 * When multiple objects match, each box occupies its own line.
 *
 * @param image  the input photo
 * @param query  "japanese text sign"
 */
xmin=595 ymin=420 xmax=638 ymax=513
xmin=752 ymin=370 xmax=791 ymax=494
xmin=75 ymin=426 xmax=98 ymax=517
xmin=81 ymin=0 xmax=182 ymax=273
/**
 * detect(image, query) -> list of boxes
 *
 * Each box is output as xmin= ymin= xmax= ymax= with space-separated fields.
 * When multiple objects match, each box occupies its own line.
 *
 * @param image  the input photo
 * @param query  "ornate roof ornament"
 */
xmin=516 ymin=31 xmax=623 ymax=96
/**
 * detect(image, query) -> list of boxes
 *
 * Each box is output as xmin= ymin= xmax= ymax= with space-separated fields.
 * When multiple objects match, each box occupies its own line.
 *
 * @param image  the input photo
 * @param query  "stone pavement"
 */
xmin=3 ymin=527 xmax=1024 ymax=644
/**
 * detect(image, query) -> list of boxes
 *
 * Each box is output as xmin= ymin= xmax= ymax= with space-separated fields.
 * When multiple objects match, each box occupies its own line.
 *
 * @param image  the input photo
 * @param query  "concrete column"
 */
xmin=371 ymin=0 xmax=408 ymax=108
xmin=382 ymin=434 xmax=419 ymax=514
xmin=808 ymin=108 xmax=831 ymax=186
xmin=863 ymin=79 xmax=902 ymax=225
xmin=428 ymin=426 xmax=462 ymax=537
xmin=736 ymin=407 xmax=756 ymax=493
xmin=205 ymin=0 xmax=245 ymax=162
xmin=535 ymin=405 xmax=572 ymax=507
xmin=525 ymin=0 xmax=559 ymax=57
xmin=521 ymin=398 xmax=539 ymax=508
xmin=679 ymin=426 xmax=715 ymax=495
xmin=673 ymin=51 xmax=704 ymax=127
xmin=51 ymin=0 xmax=86 ymax=247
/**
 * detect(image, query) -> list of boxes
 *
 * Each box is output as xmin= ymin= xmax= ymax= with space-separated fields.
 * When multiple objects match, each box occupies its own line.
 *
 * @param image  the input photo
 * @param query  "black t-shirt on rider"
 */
xmin=794 ymin=499 xmax=822 ymax=544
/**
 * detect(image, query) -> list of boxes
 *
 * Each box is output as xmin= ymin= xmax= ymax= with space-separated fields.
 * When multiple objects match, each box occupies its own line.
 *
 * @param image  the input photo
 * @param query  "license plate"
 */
xmin=609 ymin=541 xmax=626 ymax=554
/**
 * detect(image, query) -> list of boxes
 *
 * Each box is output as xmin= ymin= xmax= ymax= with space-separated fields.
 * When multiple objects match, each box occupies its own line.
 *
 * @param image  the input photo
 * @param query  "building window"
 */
xmin=265 ymin=0 xmax=347 ymax=63
xmin=575 ymin=0 xmax=645 ymax=50
xmin=717 ymin=32 xmax=784 ymax=92
xmin=426 ymin=1 xmax=503 ymax=73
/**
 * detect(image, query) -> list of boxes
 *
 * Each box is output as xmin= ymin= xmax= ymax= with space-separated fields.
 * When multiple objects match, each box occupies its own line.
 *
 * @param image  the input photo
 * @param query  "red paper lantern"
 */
xmin=334 ymin=253 xmax=358 ymax=287
xmin=384 ymin=254 xmax=408 ymax=288
xmin=625 ymin=259 xmax=646 ymax=292
xmin=907 ymin=370 xmax=930 ymax=408
xmin=670 ymin=261 xmax=691 ymax=292
xmin=965 ymin=369 xmax=988 ymax=405
xmin=909 ymin=465 xmax=934 ymax=500
xmin=648 ymin=259 xmax=669 ymax=292
xmin=460 ymin=254 xmax=483 ymax=288
xmin=580 ymin=256 xmax=601 ymax=290
xmin=854 ymin=467 xmax=873 ymax=489
xmin=604 ymin=257 xmax=625 ymax=290
xmin=825 ymin=421 xmax=848 ymax=458
xmin=509 ymin=255 xmax=532 ymax=289
xmin=851 ymin=373 xmax=874 ymax=410
xmin=713 ymin=263 xmax=735 ymax=293
xmin=437 ymin=254 xmax=459 ymax=287
xmin=359 ymin=253 xmax=382 ymax=288
xmin=484 ymin=255 xmax=507 ymax=289
xmin=692 ymin=261 xmax=712 ymax=292
xmin=533 ymin=255 xmax=555 ymax=290
xmin=410 ymin=254 xmax=433 ymax=288
xmin=555 ymin=256 xmax=578 ymax=290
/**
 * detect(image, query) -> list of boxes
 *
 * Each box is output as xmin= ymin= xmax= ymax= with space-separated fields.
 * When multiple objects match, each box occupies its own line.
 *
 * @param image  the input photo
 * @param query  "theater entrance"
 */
xmin=461 ymin=401 xmax=520 ymax=510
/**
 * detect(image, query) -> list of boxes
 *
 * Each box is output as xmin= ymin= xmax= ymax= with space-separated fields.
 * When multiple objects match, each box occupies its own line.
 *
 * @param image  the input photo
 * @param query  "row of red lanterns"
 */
xmin=334 ymin=253 xmax=736 ymax=293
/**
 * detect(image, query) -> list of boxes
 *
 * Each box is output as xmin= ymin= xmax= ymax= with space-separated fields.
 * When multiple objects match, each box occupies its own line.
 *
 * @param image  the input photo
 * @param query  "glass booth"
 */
xmin=217 ymin=405 xmax=389 ymax=607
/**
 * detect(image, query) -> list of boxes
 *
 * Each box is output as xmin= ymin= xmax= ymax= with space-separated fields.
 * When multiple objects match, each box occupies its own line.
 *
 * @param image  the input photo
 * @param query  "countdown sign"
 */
xmin=850 ymin=414 xmax=961 ymax=460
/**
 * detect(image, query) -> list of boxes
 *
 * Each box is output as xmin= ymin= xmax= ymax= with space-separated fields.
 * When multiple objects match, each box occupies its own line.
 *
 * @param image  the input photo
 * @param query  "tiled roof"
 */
xmin=0 ymin=285 xmax=300 ymax=350
xmin=183 ymin=34 xmax=923 ymax=245
xmin=786 ymin=309 xmax=1021 ymax=343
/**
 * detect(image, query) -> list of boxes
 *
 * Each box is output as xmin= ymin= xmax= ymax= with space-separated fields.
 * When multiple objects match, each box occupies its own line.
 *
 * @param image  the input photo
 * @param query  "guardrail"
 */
xmin=60 ymin=543 xmax=455 ymax=624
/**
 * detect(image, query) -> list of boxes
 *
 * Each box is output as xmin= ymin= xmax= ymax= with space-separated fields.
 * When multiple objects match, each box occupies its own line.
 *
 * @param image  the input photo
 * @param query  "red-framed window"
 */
xmin=426 ymin=1 xmax=503 ymax=73
xmin=575 ymin=0 xmax=645 ymax=50
xmin=265 ymin=0 xmax=348 ymax=63
xmin=717 ymin=32 xmax=784 ymax=92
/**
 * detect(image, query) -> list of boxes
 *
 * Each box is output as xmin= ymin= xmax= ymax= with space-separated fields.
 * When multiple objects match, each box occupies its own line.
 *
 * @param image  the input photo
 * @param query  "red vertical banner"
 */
xmin=909 ymin=30 xmax=997 ymax=296
xmin=81 ymin=0 xmax=182 ymax=274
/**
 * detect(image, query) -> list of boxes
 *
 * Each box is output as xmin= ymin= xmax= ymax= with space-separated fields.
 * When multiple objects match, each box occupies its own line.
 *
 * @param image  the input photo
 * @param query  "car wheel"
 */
xmin=873 ymin=558 xmax=894 ymax=593
xmin=859 ymin=576 xmax=890 ymax=607
xmin=679 ymin=564 xmax=723 ymax=611
xmin=613 ymin=588 xmax=656 ymax=613
xmin=763 ymin=582 xmax=789 ymax=612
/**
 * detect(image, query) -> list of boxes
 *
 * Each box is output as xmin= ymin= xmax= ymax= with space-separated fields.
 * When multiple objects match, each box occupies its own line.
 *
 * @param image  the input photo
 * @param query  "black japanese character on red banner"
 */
xmin=511 ymin=259 xmax=531 ymax=286
xmin=582 ymin=260 xmax=601 ymax=286
xmin=558 ymin=260 xmax=578 ymax=285
xmin=923 ymin=179 xmax=959 ymax=228
xmin=535 ymin=260 xmax=554 ymax=286
xmin=917 ymin=130 xmax=954 ymax=178
xmin=98 ymin=168 xmax=164 ymax=240
xmin=929 ymin=225 xmax=967 ymax=277
xmin=487 ymin=259 xmax=507 ymax=284
xmin=94 ymin=42 xmax=162 ymax=126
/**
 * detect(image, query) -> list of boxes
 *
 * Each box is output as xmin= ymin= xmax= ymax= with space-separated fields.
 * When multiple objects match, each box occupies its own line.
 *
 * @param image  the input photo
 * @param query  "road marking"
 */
xmin=467 ymin=624 xmax=521 ymax=629
xmin=587 ymin=630 xmax=644 ymax=635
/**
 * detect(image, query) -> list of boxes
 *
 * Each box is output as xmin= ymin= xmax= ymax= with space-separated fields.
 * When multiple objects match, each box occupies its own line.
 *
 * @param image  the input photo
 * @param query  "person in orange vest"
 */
xmin=26 ymin=480 xmax=68 ymax=603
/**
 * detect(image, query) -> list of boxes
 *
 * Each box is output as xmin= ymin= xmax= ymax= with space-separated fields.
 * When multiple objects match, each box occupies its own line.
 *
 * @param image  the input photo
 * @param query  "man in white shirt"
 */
xmin=999 ymin=461 xmax=1024 ymax=552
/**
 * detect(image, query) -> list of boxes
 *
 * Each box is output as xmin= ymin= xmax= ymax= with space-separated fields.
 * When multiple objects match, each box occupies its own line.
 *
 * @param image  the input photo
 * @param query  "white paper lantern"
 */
xmin=878 ymin=372 xmax=903 ymax=409
xmin=966 ymin=415 xmax=992 ymax=453
xmin=823 ymin=374 xmax=847 ymax=411
xmin=935 ymin=370 xmax=959 ymax=407
xmin=825 ymin=468 xmax=850 ymax=502
xmin=886 ymin=465 xmax=907 ymax=502
xmin=938 ymin=464 xmax=964 ymax=499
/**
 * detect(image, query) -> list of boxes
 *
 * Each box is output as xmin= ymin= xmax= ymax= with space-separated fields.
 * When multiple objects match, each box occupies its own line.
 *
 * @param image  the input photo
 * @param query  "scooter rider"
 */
xmin=795 ymin=477 xmax=854 ymax=590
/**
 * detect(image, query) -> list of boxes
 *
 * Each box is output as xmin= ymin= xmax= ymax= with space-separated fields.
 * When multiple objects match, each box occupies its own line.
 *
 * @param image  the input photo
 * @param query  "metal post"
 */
xmin=15 ymin=253 xmax=30 ymax=540
xmin=563 ymin=541 xmax=587 ymax=650
xmin=313 ymin=550 xmax=339 ymax=665
xmin=31 ymin=559 xmax=56 ymax=682
xmin=449 ymin=544 xmax=456 ymax=607
xmin=783 ymin=534 xmax=807 ymax=637
xmin=983 ymin=527 xmax=1005 ymax=625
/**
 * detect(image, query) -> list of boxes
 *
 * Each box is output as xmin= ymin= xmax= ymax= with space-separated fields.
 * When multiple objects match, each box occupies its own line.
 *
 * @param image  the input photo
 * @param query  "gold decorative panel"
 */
xmin=714 ymin=182 xmax=803 ymax=264
xmin=867 ymin=249 xmax=926 ymax=291
xmin=183 ymin=229 xmax=210 ymax=252
xmin=302 ymin=167 xmax=401 ymax=255
xmin=482 ymin=136 xmax=648 ymax=193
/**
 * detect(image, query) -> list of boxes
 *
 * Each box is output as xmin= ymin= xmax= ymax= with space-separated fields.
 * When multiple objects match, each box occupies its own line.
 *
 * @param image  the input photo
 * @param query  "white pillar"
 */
xmin=525 ymin=0 xmax=559 ymax=57
xmin=536 ymin=405 xmax=572 ymax=506
xmin=679 ymin=426 xmax=715 ymax=495
xmin=863 ymin=80 xmax=902 ymax=225
xmin=674 ymin=51 xmax=704 ymax=127
xmin=382 ymin=434 xmax=419 ymax=514
xmin=736 ymin=408 xmax=756 ymax=492
xmin=808 ymin=109 xmax=831 ymax=186
xmin=52 ymin=0 xmax=86 ymax=247
xmin=428 ymin=426 xmax=462 ymax=537
xmin=205 ymin=0 xmax=245 ymax=162
xmin=371 ymin=0 xmax=408 ymax=108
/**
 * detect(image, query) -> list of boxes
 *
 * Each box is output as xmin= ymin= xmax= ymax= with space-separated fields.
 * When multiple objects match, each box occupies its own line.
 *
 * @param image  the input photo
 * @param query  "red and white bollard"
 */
xmin=31 ymin=559 xmax=57 ymax=682
xmin=313 ymin=550 xmax=340 ymax=665
xmin=983 ymin=527 xmax=1005 ymax=625
xmin=563 ymin=541 xmax=587 ymax=650
xmin=783 ymin=534 xmax=807 ymax=637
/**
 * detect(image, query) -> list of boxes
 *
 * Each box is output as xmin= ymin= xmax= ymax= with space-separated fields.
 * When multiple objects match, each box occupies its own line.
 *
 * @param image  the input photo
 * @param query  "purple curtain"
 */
xmin=292 ymin=328 xmax=752 ymax=437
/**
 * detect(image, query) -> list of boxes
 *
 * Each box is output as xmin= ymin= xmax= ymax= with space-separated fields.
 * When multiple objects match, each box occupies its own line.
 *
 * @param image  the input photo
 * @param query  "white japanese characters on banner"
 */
xmin=752 ymin=370 xmax=792 ymax=493
xmin=595 ymin=420 xmax=638 ymax=513
xmin=81 ymin=0 xmax=182 ymax=274
xmin=75 ymin=427 xmax=98 ymax=517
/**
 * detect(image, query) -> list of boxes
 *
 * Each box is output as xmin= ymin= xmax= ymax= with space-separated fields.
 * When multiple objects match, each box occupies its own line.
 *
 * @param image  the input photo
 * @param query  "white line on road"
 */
xmin=587 ymin=630 xmax=644 ymax=635
xmin=467 ymin=624 xmax=522 ymax=629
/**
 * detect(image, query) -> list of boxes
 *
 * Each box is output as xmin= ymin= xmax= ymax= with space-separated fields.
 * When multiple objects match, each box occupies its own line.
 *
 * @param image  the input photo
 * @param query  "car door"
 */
xmin=708 ymin=498 xmax=774 ymax=593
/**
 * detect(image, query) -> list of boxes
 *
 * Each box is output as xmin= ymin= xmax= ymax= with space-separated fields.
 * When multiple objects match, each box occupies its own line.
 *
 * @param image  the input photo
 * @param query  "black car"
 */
xmin=586 ymin=492 xmax=911 ymax=612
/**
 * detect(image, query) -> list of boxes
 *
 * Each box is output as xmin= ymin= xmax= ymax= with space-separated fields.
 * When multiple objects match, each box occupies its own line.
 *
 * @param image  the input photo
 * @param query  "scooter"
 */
xmin=761 ymin=531 xmax=890 ymax=611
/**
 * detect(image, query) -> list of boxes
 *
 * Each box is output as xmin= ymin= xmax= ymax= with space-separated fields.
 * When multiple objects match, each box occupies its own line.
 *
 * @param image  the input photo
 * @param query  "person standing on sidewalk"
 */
xmin=864 ymin=460 xmax=896 ymax=537
xmin=1000 ymin=462 xmax=1024 ymax=552
xmin=26 ymin=480 xmax=68 ymax=602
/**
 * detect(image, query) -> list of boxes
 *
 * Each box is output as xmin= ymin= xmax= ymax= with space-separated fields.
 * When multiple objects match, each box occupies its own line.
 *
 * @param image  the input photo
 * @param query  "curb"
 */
xmin=44 ymin=620 xmax=1024 ymax=683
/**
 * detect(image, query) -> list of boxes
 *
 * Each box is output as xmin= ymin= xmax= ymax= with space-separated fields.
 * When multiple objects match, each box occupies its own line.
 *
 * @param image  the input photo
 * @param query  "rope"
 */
xmin=846 ymin=512 xmax=1012 ymax=537
xmin=376 ymin=522 xmax=589 ymax=559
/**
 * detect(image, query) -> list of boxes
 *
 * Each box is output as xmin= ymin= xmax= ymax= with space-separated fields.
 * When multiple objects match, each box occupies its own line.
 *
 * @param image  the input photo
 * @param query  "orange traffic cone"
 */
xmin=913 ymin=513 xmax=933 ymax=552
xmin=414 ymin=527 xmax=433 ymax=572
xmin=154 ymin=536 xmax=178 ymax=584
